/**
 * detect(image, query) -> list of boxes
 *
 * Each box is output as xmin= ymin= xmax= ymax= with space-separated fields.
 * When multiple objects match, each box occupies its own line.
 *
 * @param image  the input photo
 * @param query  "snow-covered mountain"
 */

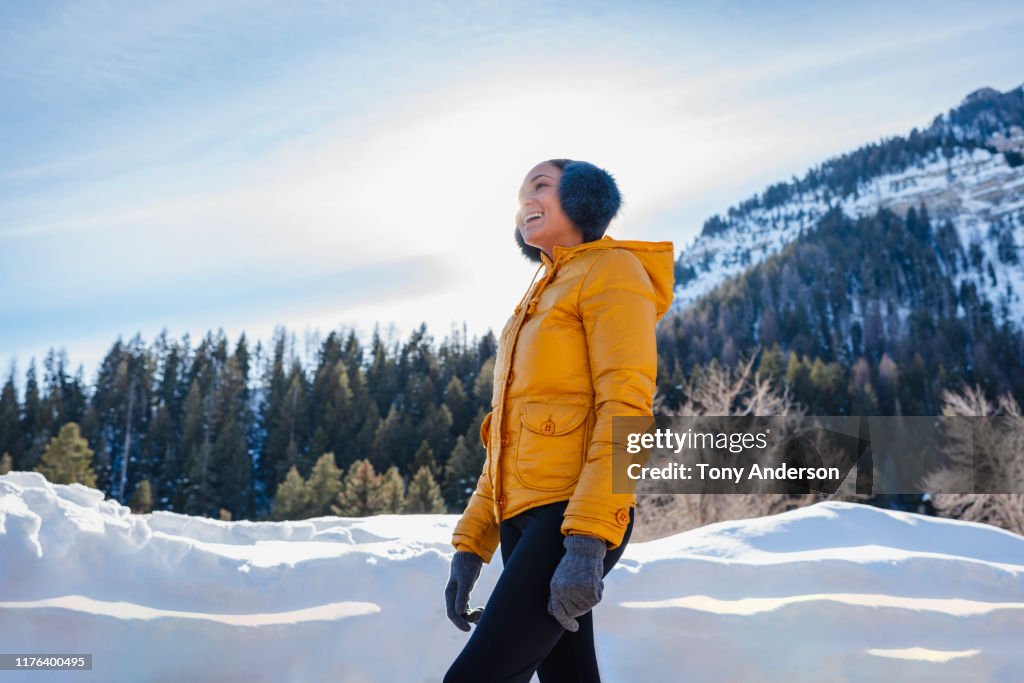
xmin=3 ymin=471 xmax=1023 ymax=682
xmin=674 ymin=85 xmax=1024 ymax=330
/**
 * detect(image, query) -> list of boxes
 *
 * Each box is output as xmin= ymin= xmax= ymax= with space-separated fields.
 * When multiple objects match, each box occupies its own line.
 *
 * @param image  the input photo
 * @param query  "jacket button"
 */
xmin=498 ymin=495 xmax=507 ymax=507
xmin=501 ymin=433 xmax=510 ymax=447
xmin=540 ymin=420 xmax=555 ymax=435
xmin=616 ymin=508 xmax=630 ymax=525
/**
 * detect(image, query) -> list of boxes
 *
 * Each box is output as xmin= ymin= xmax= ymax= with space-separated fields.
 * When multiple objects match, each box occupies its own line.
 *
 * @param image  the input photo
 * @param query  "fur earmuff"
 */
xmin=558 ymin=161 xmax=622 ymax=242
xmin=515 ymin=160 xmax=622 ymax=262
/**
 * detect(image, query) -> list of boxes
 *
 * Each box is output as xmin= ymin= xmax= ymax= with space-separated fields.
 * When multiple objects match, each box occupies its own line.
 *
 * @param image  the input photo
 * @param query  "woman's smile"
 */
xmin=522 ymin=211 xmax=545 ymax=233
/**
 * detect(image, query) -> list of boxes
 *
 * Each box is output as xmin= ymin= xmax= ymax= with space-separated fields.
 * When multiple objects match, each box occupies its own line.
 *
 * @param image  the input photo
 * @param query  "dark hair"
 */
xmin=514 ymin=159 xmax=622 ymax=262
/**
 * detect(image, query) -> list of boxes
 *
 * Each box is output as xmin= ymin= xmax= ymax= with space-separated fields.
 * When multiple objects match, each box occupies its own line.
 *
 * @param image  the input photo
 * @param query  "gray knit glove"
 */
xmin=547 ymin=534 xmax=607 ymax=631
xmin=445 ymin=550 xmax=485 ymax=632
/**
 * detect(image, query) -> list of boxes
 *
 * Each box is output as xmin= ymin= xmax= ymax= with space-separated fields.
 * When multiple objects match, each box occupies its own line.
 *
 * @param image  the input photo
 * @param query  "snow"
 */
xmin=2 ymin=471 xmax=1023 ymax=682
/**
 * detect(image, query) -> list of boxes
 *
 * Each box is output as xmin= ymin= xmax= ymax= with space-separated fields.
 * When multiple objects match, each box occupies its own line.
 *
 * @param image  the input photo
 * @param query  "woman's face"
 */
xmin=516 ymin=161 xmax=582 ymax=259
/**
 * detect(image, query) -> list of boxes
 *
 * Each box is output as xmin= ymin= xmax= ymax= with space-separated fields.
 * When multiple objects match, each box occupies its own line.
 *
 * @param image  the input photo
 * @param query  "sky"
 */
xmin=2 ymin=0 xmax=1023 ymax=395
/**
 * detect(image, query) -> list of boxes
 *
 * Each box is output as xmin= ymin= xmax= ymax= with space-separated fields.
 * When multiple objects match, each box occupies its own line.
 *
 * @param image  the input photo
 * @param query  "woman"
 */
xmin=443 ymin=158 xmax=675 ymax=683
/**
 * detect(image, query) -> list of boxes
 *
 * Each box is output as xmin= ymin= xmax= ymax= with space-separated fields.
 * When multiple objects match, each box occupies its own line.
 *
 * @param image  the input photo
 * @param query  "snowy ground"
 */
xmin=1 ymin=472 xmax=1022 ymax=683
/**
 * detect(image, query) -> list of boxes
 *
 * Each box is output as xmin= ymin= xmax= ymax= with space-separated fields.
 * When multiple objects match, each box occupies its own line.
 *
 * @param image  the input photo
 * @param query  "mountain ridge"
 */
xmin=673 ymin=83 xmax=1024 ymax=327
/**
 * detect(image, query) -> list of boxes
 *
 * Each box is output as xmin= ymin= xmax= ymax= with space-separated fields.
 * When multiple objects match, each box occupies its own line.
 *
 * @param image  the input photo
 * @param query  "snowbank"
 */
xmin=1 ymin=471 xmax=1022 ymax=682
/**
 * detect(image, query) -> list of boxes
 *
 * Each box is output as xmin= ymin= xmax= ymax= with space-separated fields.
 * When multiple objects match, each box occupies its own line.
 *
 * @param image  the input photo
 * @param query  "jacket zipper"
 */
xmin=492 ymin=261 xmax=553 ymax=519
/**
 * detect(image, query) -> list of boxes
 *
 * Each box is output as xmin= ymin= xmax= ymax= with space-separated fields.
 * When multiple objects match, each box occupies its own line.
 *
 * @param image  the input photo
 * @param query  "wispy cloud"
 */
xmin=1 ymin=0 xmax=321 ymax=92
xmin=2 ymin=0 xmax=1023 ymax=391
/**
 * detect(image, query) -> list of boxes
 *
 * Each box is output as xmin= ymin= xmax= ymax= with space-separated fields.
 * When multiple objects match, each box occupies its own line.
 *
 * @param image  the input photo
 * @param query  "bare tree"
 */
xmin=636 ymin=352 xmax=872 ymax=542
xmin=923 ymin=384 xmax=1024 ymax=536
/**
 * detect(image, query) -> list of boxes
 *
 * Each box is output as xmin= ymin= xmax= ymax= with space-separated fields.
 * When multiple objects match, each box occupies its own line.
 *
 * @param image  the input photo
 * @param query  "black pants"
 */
xmin=444 ymin=499 xmax=635 ymax=683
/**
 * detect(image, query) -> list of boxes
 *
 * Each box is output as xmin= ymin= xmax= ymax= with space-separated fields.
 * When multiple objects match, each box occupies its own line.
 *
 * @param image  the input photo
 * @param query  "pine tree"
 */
xmin=339 ymin=330 xmax=371 ymax=469
xmin=443 ymin=376 xmax=471 ymax=436
xmin=255 ymin=332 xmax=312 ymax=496
xmin=341 ymin=329 xmax=366 ymax=387
xmin=809 ymin=357 xmax=846 ymax=414
xmin=474 ymin=357 xmax=495 ymax=406
xmin=41 ymin=349 xmax=67 ymax=443
xmin=88 ymin=336 xmax=152 ymax=500
xmin=115 ymin=336 xmax=150 ymax=504
xmin=181 ymin=380 xmax=217 ymax=517
xmin=418 ymin=404 xmax=454 ymax=475
xmin=306 ymin=452 xmax=342 ymax=517
xmin=412 ymin=439 xmax=438 ymax=480
xmin=333 ymin=459 xmax=383 ymax=517
xmin=350 ymin=401 xmax=381 ymax=471
xmin=757 ymin=343 xmax=784 ymax=383
xmin=784 ymin=352 xmax=810 ymax=398
xmin=185 ymin=441 xmax=216 ymax=516
xmin=211 ymin=352 xmax=253 ymax=519
xmin=279 ymin=363 xmax=312 ymax=477
xmin=658 ymin=360 xmax=685 ymax=411
xmin=38 ymin=352 xmax=74 ymax=454
xmin=148 ymin=403 xmax=176 ymax=509
xmin=35 ymin=422 xmax=97 ymax=487
xmin=148 ymin=333 xmax=187 ymax=510
xmin=404 ymin=465 xmax=447 ymax=513
xmin=259 ymin=330 xmax=290 ymax=497
xmin=848 ymin=357 xmax=879 ymax=415
xmin=0 ymin=371 xmax=25 ymax=469
xmin=371 ymin=403 xmax=412 ymax=474
xmin=377 ymin=465 xmax=405 ymax=513
xmin=273 ymin=465 xmax=310 ymax=521
xmin=21 ymin=360 xmax=46 ymax=471
xmin=310 ymin=333 xmax=353 ymax=468
xmin=130 ymin=479 xmax=154 ymax=514
xmin=365 ymin=326 xmax=398 ymax=418
xmin=906 ymin=352 xmax=932 ymax=414
xmin=878 ymin=352 xmax=901 ymax=414
xmin=464 ymin=407 xmax=489 ymax=458
xmin=442 ymin=435 xmax=482 ymax=509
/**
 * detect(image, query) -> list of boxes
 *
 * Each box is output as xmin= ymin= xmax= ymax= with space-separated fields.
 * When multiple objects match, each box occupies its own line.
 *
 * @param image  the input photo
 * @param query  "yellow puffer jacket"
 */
xmin=452 ymin=234 xmax=675 ymax=563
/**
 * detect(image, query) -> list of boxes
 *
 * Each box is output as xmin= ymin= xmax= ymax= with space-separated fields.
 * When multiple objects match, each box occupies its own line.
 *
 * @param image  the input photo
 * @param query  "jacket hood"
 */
xmin=539 ymin=234 xmax=676 ymax=320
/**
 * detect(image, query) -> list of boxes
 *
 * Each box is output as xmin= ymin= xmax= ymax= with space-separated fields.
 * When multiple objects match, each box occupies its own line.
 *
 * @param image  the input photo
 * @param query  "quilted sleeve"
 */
xmin=561 ymin=249 xmax=657 ymax=550
xmin=451 ymin=411 xmax=500 ymax=563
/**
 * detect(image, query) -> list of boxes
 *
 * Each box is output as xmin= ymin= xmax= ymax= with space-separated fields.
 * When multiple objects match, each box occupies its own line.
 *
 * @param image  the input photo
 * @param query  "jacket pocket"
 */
xmin=515 ymin=401 xmax=590 ymax=491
